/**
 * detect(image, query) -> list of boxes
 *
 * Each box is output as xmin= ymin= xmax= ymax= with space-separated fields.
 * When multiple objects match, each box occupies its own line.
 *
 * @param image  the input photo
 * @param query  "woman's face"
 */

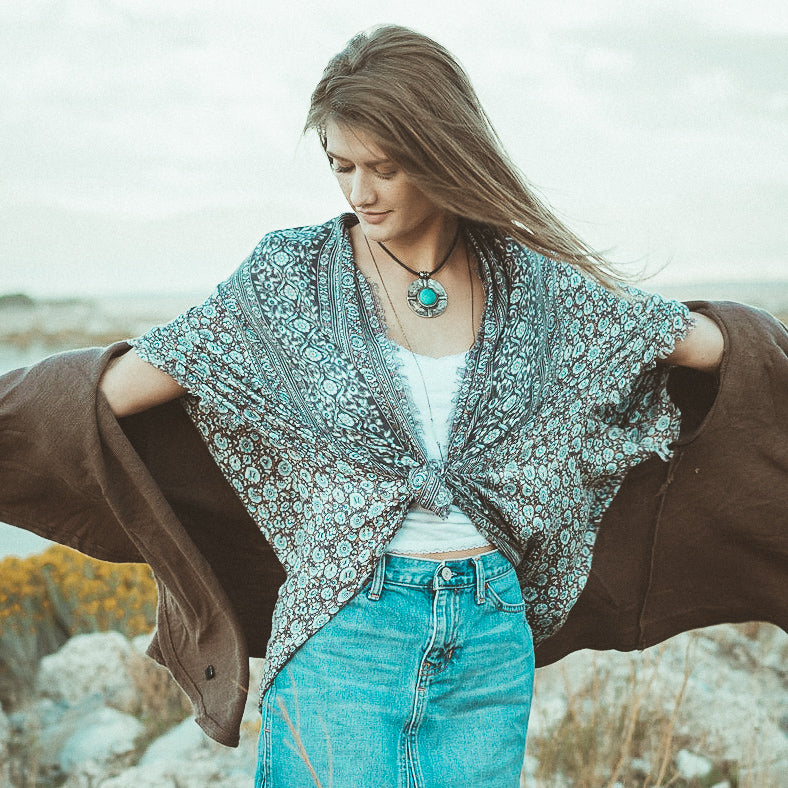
xmin=324 ymin=120 xmax=448 ymax=246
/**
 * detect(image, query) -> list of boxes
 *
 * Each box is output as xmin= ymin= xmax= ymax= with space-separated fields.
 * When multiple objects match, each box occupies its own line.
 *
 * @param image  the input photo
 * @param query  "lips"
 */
xmin=357 ymin=210 xmax=390 ymax=225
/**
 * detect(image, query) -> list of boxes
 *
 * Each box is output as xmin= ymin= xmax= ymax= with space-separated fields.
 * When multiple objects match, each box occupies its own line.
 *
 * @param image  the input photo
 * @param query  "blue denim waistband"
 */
xmin=366 ymin=549 xmax=514 ymax=601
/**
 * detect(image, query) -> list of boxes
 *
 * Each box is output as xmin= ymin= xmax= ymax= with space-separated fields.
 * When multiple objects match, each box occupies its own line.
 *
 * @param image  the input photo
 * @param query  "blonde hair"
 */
xmin=305 ymin=24 xmax=623 ymax=288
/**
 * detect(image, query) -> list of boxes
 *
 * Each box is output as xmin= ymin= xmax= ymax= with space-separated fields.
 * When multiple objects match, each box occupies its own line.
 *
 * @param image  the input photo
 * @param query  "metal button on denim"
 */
xmin=440 ymin=567 xmax=453 ymax=581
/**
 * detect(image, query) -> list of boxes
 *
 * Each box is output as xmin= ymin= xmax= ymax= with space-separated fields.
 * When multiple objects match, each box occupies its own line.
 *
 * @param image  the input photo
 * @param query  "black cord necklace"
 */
xmin=376 ymin=226 xmax=460 ymax=318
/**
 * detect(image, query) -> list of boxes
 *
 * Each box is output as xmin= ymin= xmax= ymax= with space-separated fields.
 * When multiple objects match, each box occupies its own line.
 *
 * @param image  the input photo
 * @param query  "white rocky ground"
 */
xmin=523 ymin=624 xmax=788 ymax=787
xmin=2 ymin=631 xmax=263 ymax=787
xmin=0 ymin=625 xmax=785 ymax=787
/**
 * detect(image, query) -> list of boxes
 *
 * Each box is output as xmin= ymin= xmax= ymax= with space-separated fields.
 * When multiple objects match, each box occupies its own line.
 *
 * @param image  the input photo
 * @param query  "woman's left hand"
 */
xmin=663 ymin=312 xmax=725 ymax=373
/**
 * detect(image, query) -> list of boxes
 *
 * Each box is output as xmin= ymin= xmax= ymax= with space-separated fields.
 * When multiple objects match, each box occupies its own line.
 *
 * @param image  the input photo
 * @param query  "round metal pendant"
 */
xmin=407 ymin=277 xmax=448 ymax=318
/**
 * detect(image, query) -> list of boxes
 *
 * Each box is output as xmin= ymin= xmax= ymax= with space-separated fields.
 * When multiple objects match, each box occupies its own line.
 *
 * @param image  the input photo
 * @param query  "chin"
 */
xmin=358 ymin=221 xmax=394 ymax=243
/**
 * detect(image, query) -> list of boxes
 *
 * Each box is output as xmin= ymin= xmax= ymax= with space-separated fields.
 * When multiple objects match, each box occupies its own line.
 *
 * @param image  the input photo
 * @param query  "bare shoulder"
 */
xmin=100 ymin=349 xmax=186 ymax=418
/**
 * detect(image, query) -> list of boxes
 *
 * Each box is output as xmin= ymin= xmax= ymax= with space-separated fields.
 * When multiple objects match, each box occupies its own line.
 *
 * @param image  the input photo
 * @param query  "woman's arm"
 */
xmin=99 ymin=349 xmax=187 ymax=418
xmin=663 ymin=312 xmax=724 ymax=374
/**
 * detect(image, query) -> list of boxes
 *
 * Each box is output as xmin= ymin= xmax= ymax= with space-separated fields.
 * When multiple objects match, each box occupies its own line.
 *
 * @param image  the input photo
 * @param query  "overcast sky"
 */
xmin=2 ymin=0 xmax=786 ymax=297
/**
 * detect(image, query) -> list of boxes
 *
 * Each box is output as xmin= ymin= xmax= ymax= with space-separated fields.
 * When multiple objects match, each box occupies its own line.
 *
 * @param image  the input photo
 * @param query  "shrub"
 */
xmin=0 ymin=545 xmax=157 ymax=708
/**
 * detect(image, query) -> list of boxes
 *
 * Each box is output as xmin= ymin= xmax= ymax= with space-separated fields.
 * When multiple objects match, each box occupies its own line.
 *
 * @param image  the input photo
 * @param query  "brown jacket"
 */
xmin=0 ymin=301 xmax=785 ymax=746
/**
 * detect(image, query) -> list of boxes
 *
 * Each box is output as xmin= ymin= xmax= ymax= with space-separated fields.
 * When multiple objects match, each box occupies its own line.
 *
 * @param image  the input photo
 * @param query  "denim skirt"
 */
xmin=255 ymin=550 xmax=535 ymax=788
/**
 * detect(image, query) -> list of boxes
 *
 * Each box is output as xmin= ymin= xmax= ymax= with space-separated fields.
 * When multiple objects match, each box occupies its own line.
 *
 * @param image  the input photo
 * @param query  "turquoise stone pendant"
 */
xmin=407 ymin=274 xmax=448 ymax=318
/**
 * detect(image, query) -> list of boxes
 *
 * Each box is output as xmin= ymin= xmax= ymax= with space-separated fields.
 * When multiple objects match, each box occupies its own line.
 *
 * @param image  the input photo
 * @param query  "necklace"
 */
xmin=376 ymin=226 xmax=460 ymax=318
xmin=363 ymin=236 xmax=476 ymax=463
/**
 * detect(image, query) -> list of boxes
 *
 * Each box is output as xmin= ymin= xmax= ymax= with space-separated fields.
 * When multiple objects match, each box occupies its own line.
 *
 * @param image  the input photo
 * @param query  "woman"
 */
xmin=100 ymin=25 xmax=723 ymax=788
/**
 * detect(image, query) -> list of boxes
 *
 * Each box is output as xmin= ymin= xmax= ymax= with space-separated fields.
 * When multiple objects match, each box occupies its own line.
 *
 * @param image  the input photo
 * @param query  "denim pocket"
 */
xmin=484 ymin=568 xmax=526 ymax=613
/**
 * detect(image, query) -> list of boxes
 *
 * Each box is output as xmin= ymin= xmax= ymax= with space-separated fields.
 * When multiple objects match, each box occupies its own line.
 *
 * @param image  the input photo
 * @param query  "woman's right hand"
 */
xmin=99 ymin=349 xmax=187 ymax=418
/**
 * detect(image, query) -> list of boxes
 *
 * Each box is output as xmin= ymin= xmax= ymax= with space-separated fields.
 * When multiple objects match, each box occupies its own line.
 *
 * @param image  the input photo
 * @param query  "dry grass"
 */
xmin=127 ymin=648 xmax=193 ymax=744
xmin=276 ymin=695 xmax=328 ymax=788
xmin=525 ymin=643 xmax=695 ymax=787
xmin=526 ymin=637 xmax=697 ymax=787
xmin=523 ymin=626 xmax=786 ymax=788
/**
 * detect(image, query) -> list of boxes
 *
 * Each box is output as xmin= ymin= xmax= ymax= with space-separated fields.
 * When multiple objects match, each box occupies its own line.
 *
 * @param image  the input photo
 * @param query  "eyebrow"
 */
xmin=325 ymin=150 xmax=394 ymax=167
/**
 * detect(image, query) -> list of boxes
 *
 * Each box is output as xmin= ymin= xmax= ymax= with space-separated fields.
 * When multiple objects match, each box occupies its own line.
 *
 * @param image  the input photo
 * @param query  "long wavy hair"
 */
xmin=305 ymin=24 xmax=622 ymax=287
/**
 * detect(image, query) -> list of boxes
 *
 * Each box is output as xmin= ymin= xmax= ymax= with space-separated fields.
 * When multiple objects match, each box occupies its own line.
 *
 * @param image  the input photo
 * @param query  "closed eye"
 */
xmin=328 ymin=156 xmax=397 ymax=179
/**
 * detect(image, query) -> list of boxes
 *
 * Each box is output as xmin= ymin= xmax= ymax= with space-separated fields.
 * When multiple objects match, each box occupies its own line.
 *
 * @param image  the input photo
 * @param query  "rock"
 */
xmin=0 ymin=702 xmax=9 ymax=744
xmin=131 ymin=631 xmax=155 ymax=654
xmin=531 ymin=626 xmax=788 ymax=777
xmin=139 ymin=717 xmax=208 ymax=765
xmin=675 ymin=749 xmax=713 ymax=779
xmin=85 ymin=705 xmax=259 ymax=787
xmin=96 ymin=761 xmax=251 ymax=787
xmin=244 ymin=657 xmax=265 ymax=719
xmin=630 ymin=757 xmax=651 ymax=775
xmin=30 ymin=695 xmax=106 ymax=773
xmin=32 ymin=697 xmax=70 ymax=729
xmin=663 ymin=630 xmax=788 ymax=767
xmin=136 ymin=713 xmax=257 ymax=776
xmin=36 ymin=631 xmax=140 ymax=714
xmin=0 ymin=703 xmax=10 ymax=784
xmin=58 ymin=705 xmax=144 ymax=773
xmin=525 ymin=694 xmax=566 ymax=740
xmin=521 ymin=753 xmax=539 ymax=781
xmin=20 ymin=695 xmax=143 ymax=781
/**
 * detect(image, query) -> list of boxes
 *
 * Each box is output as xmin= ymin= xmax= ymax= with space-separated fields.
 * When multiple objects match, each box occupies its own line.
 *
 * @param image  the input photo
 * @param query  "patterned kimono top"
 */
xmin=130 ymin=213 xmax=693 ymax=700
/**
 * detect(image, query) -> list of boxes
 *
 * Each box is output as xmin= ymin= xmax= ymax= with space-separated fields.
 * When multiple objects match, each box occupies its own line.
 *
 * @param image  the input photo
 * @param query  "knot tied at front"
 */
xmin=407 ymin=461 xmax=453 ymax=518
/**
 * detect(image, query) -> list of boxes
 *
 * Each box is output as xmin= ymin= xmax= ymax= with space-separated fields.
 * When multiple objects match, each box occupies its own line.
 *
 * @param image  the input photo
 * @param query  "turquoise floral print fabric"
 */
xmin=130 ymin=214 xmax=693 ymax=701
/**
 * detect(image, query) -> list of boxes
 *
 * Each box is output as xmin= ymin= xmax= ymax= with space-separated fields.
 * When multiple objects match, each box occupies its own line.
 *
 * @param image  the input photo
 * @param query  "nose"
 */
xmin=349 ymin=169 xmax=377 ymax=208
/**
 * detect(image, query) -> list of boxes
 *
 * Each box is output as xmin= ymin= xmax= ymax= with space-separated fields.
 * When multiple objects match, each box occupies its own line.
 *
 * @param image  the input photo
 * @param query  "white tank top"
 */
xmin=384 ymin=343 xmax=490 ymax=555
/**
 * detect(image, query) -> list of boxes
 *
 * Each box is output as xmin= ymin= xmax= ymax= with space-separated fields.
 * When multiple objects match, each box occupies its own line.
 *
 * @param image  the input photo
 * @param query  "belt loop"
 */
xmin=367 ymin=554 xmax=386 ymax=601
xmin=473 ymin=555 xmax=485 ymax=605
xmin=432 ymin=562 xmax=445 ymax=593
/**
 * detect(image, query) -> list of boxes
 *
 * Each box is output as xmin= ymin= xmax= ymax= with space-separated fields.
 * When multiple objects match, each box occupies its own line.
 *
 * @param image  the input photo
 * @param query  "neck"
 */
xmin=379 ymin=213 xmax=460 ymax=271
